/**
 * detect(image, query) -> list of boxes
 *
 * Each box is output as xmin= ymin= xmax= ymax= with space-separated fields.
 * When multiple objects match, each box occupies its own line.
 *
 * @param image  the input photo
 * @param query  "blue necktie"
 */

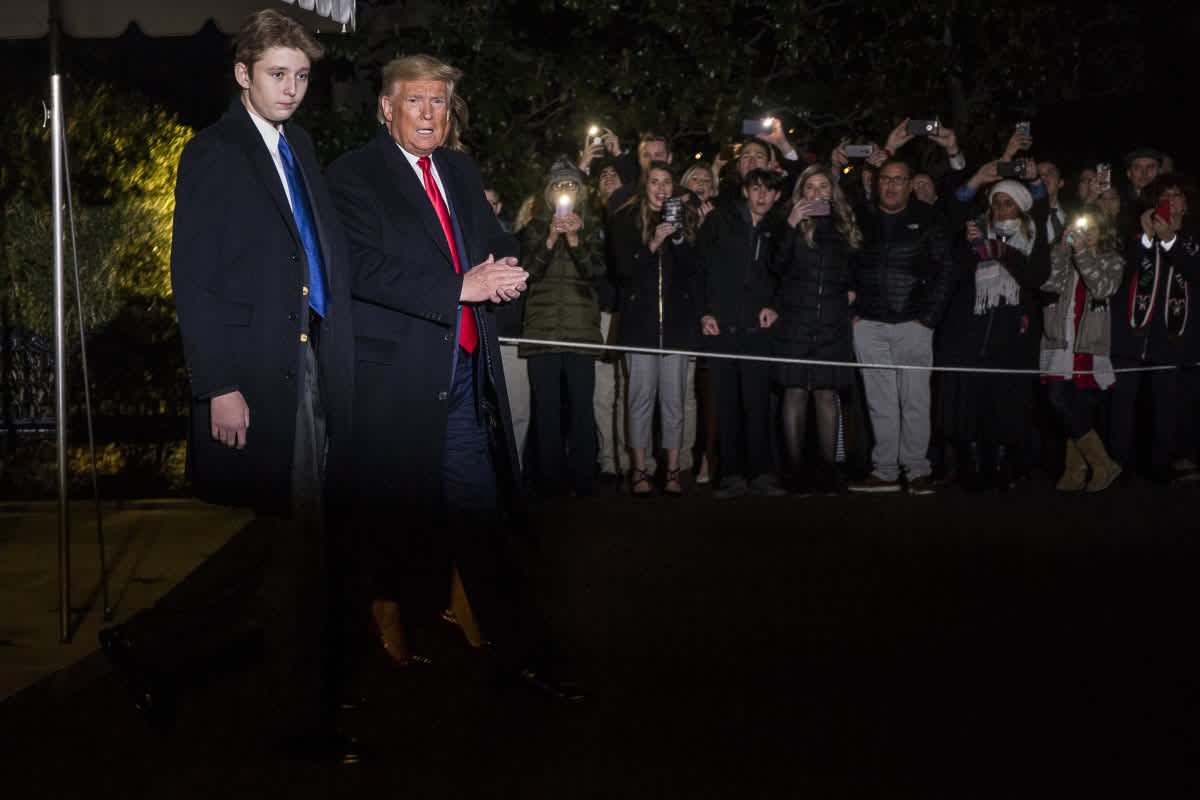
xmin=278 ymin=132 xmax=328 ymax=317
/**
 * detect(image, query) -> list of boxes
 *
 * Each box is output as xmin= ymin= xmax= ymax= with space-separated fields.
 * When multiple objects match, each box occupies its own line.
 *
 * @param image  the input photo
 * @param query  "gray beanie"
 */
xmin=545 ymin=155 xmax=585 ymax=186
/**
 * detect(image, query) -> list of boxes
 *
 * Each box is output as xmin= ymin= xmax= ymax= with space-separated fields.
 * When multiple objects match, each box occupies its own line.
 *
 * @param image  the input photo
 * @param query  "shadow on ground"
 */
xmin=2 ymin=479 xmax=1197 ymax=798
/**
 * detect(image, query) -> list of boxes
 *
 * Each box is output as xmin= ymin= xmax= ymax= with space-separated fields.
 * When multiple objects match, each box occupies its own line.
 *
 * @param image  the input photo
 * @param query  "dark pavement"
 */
xmin=2 ymin=478 xmax=1196 ymax=798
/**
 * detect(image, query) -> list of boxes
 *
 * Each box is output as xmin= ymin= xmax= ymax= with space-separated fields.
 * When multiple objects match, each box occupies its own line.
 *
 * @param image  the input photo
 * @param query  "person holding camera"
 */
xmin=846 ymin=157 xmax=955 ymax=495
xmin=1109 ymin=173 xmax=1199 ymax=485
xmin=519 ymin=157 xmax=606 ymax=496
xmin=1038 ymin=203 xmax=1125 ymax=492
xmin=578 ymin=124 xmax=622 ymax=176
xmin=938 ymin=161 xmax=1052 ymax=491
xmin=610 ymin=162 xmax=702 ymax=496
xmin=772 ymin=164 xmax=863 ymax=495
xmin=833 ymin=118 xmax=966 ymax=210
xmin=697 ymin=168 xmax=787 ymax=499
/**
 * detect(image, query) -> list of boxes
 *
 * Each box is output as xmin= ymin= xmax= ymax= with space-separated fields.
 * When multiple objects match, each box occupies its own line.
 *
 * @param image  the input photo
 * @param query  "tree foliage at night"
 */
xmin=1 ymin=84 xmax=191 ymax=335
xmin=312 ymin=0 xmax=1144 ymax=203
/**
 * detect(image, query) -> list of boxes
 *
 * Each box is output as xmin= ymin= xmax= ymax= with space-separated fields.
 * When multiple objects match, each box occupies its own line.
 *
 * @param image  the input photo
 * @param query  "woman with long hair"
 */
xmin=610 ymin=162 xmax=702 ymax=496
xmin=772 ymin=164 xmax=861 ymax=493
xmin=1039 ymin=203 xmax=1125 ymax=491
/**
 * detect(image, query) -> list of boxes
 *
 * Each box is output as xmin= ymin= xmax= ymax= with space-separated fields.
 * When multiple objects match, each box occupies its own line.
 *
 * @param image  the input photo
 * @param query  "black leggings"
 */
xmin=1046 ymin=380 xmax=1101 ymax=440
xmin=780 ymin=387 xmax=839 ymax=472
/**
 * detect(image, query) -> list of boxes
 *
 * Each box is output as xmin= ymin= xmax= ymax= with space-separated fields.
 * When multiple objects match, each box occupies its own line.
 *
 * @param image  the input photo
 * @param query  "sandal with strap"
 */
xmin=631 ymin=468 xmax=655 ymax=497
xmin=664 ymin=468 xmax=684 ymax=496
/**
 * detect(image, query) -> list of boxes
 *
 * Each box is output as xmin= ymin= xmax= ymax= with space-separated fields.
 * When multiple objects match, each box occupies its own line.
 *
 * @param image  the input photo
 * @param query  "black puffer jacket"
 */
xmin=696 ymin=198 xmax=781 ymax=333
xmin=850 ymin=200 xmax=954 ymax=327
xmin=772 ymin=217 xmax=855 ymax=360
xmin=610 ymin=203 xmax=701 ymax=350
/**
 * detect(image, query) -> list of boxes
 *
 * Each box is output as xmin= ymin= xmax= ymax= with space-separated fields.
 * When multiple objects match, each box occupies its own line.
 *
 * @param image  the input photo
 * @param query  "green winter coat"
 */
xmin=518 ymin=211 xmax=606 ymax=357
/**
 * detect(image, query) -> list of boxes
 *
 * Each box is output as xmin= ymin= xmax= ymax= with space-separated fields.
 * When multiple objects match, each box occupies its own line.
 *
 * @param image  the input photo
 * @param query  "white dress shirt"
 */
xmin=245 ymin=102 xmax=294 ymax=211
xmin=397 ymin=144 xmax=453 ymax=217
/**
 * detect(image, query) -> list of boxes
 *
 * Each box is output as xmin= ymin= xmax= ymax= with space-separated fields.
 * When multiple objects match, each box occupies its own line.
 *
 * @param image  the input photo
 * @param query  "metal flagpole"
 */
xmin=49 ymin=0 xmax=71 ymax=644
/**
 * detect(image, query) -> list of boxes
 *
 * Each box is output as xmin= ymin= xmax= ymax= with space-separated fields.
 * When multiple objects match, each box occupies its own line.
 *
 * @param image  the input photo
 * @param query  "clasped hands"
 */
xmin=546 ymin=212 xmax=583 ymax=249
xmin=461 ymin=253 xmax=528 ymax=304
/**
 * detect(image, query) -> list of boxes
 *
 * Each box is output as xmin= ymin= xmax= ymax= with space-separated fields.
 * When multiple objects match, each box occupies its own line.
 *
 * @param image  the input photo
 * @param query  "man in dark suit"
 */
xmin=327 ymin=54 xmax=583 ymax=702
xmin=98 ymin=10 xmax=362 ymax=763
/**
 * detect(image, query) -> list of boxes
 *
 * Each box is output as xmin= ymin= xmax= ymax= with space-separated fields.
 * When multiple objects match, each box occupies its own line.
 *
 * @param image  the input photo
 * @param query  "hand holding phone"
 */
xmin=742 ymin=117 xmax=774 ymax=136
xmin=997 ymin=160 xmax=1025 ymax=179
xmin=805 ymin=198 xmax=832 ymax=217
xmin=662 ymin=196 xmax=684 ymax=229
xmin=906 ymin=119 xmax=940 ymax=137
xmin=1155 ymin=197 xmax=1173 ymax=226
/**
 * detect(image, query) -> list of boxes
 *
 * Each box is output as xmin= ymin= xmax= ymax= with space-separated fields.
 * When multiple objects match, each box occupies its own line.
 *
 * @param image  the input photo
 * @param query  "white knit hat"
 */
xmin=989 ymin=180 xmax=1032 ymax=213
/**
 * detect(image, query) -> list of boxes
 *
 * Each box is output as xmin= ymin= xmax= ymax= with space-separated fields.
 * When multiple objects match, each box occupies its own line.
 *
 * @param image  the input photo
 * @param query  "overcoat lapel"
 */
xmin=226 ymin=101 xmax=303 ymax=250
xmin=374 ymin=130 xmax=455 ymax=268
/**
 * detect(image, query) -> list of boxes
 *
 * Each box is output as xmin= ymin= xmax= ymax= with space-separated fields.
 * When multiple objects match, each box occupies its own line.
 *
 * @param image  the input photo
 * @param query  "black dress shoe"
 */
xmin=98 ymin=624 xmax=176 ymax=735
xmin=498 ymin=666 xmax=588 ymax=704
xmin=338 ymin=695 xmax=369 ymax=712
xmin=275 ymin=732 xmax=370 ymax=765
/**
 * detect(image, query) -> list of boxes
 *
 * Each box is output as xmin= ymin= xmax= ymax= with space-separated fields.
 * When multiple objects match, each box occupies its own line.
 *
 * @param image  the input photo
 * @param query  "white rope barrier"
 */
xmin=498 ymin=337 xmax=1190 ymax=376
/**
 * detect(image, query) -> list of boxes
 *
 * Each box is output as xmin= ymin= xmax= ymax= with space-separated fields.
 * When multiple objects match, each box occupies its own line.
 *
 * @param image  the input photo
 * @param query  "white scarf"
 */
xmin=974 ymin=218 xmax=1034 ymax=316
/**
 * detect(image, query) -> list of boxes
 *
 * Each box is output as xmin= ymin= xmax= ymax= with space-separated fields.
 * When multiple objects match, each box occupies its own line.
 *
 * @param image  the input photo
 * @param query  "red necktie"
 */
xmin=418 ymin=155 xmax=478 ymax=353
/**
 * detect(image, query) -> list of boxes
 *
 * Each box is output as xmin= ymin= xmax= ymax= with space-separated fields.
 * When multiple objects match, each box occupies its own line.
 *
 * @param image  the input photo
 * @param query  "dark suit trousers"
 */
xmin=711 ymin=330 xmax=772 ymax=480
xmin=444 ymin=350 xmax=556 ymax=669
xmin=124 ymin=344 xmax=339 ymax=736
xmin=1109 ymin=359 xmax=1177 ymax=469
xmin=527 ymin=352 xmax=597 ymax=493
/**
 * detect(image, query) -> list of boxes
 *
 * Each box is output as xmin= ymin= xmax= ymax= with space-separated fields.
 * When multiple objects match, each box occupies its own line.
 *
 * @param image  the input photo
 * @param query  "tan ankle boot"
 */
xmin=1076 ymin=430 xmax=1121 ymax=492
xmin=1055 ymin=439 xmax=1088 ymax=492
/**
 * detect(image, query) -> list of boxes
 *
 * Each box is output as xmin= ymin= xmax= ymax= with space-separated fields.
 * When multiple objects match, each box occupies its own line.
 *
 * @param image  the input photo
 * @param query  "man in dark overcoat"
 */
xmin=328 ymin=54 xmax=584 ymax=702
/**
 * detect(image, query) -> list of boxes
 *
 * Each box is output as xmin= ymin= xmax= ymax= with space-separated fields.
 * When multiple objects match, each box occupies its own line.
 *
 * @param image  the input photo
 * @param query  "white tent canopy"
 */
xmin=0 ymin=0 xmax=355 ymax=38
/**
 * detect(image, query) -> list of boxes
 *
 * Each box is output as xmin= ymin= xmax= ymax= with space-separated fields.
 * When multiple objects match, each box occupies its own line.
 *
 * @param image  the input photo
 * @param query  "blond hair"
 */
xmin=791 ymin=164 xmax=863 ymax=250
xmin=376 ymin=54 xmax=463 ymax=124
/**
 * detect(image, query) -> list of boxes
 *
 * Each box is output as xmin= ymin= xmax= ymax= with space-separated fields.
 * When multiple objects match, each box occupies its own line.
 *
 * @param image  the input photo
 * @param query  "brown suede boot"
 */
xmin=1055 ymin=439 xmax=1088 ymax=492
xmin=1077 ymin=430 xmax=1122 ymax=492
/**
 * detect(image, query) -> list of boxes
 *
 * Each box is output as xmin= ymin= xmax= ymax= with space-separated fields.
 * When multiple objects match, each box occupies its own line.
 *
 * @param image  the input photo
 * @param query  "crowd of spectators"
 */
xmin=485 ymin=118 xmax=1198 ymax=499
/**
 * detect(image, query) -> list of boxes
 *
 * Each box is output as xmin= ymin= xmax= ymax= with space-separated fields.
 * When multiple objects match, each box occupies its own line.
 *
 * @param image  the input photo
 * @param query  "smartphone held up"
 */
xmin=997 ymin=159 xmax=1026 ymax=178
xmin=1155 ymin=197 xmax=1173 ymax=226
xmin=906 ymin=118 xmax=940 ymax=137
xmin=742 ymin=117 xmax=775 ymax=136
xmin=662 ymin=196 xmax=684 ymax=229
xmin=1066 ymin=215 xmax=1090 ymax=246
xmin=805 ymin=198 xmax=832 ymax=217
